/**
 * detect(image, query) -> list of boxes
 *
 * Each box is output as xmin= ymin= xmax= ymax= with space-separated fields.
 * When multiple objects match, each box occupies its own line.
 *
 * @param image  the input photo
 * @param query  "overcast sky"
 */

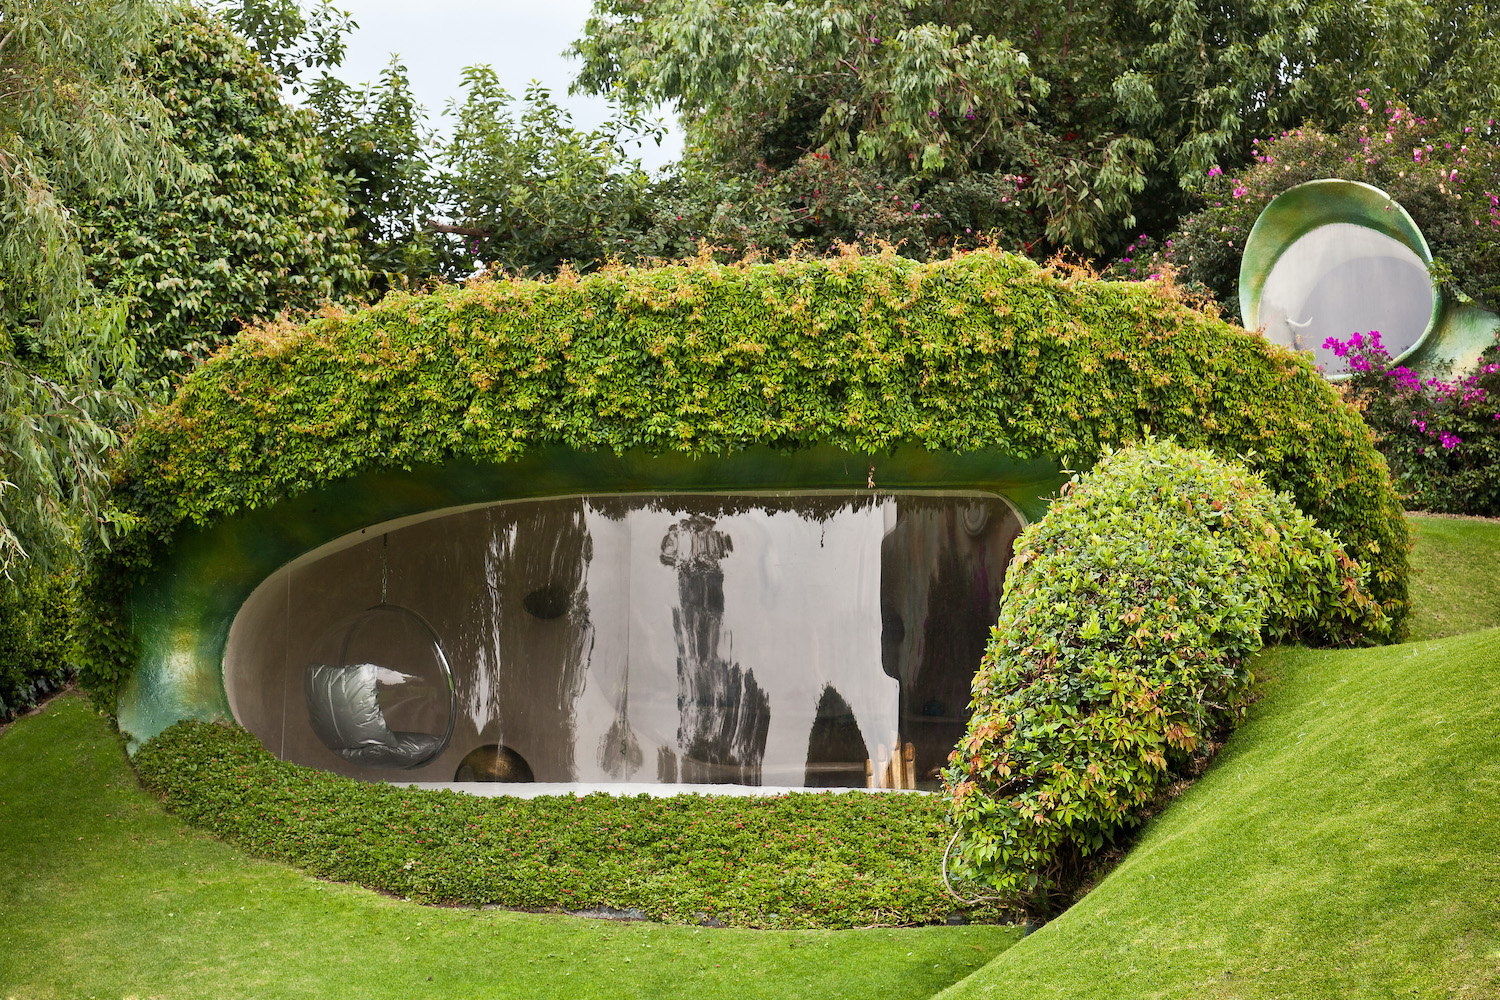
xmin=325 ymin=0 xmax=682 ymax=172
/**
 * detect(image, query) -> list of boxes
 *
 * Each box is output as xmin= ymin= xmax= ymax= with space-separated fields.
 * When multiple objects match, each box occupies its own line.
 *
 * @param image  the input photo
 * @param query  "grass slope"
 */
xmin=0 ymin=696 xmax=1018 ymax=1000
xmin=1406 ymin=514 xmax=1500 ymax=640
xmin=938 ymin=627 xmax=1500 ymax=998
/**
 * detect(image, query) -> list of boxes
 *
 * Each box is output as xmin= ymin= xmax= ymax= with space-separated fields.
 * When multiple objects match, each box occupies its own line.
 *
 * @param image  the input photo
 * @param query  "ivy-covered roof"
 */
xmin=84 ymin=250 xmax=1410 ymax=698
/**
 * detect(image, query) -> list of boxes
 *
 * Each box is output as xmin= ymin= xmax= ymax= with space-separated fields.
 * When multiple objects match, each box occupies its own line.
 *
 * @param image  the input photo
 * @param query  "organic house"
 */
xmin=87 ymin=250 xmax=1409 ymax=793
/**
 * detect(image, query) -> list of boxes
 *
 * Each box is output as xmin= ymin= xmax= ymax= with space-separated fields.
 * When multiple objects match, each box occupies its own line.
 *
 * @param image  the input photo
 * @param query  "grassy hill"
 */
xmin=938 ymin=514 xmax=1500 ymax=998
xmin=0 ymin=695 xmax=1017 ymax=999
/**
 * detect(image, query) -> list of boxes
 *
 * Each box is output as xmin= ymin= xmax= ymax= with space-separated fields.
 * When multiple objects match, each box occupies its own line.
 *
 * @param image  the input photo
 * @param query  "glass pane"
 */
xmin=1257 ymin=222 xmax=1433 ymax=370
xmin=224 ymin=493 xmax=1023 ymax=790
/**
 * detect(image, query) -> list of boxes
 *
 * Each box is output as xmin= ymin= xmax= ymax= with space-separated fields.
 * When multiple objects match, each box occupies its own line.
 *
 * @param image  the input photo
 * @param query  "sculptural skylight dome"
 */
xmin=1239 ymin=179 xmax=1498 ymax=378
xmin=1254 ymin=223 xmax=1433 ymax=371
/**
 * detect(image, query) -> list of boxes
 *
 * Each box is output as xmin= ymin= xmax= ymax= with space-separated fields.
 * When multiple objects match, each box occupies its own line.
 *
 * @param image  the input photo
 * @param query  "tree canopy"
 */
xmin=0 ymin=0 xmax=184 ymax=578
xmin=73 ymin=4 xmax=367 ymax=373
xmin=571 ymin=0 xmax=1500 ymax=257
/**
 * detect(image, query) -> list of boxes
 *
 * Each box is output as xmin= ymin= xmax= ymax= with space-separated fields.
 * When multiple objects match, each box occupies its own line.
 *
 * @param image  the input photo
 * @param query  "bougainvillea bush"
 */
xmin=943 ymin=441 xmax=1387 ymax=916
xmin=1120 ymin=97 xmax=1500 ymax=313
xmin=1328 ymin=331 xmax=1500 ymax=514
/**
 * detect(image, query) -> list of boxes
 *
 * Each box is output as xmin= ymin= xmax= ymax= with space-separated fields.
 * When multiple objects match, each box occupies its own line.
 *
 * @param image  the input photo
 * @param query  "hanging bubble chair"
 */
xmin=304 ymin=603 xmax=457 ymax=769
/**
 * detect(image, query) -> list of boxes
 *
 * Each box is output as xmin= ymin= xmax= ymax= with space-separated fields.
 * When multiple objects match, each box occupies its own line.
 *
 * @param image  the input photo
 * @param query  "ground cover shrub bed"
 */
xmin=134 ymin=719 xmax=1006 ymax=929
xmin=945 ymin=442 xmax=1386 ymax=915
xmin=85 ymin=249 xmax=1411 ymax=702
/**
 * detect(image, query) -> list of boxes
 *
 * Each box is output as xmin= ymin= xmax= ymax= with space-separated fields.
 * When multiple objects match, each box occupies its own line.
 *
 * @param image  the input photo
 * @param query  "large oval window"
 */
xmin=1257 ymin=222 xmax=1434 ymax=370
xmin=224 ymin=492 xmax=1024 ymax=791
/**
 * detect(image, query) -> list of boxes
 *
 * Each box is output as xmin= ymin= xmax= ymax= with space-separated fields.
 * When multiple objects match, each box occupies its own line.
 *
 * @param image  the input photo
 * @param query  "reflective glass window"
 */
xmin=224 ymin=492 xmax=1023 ymax=790
xmin=1257 ymin=222 xmax=1433 ymax=370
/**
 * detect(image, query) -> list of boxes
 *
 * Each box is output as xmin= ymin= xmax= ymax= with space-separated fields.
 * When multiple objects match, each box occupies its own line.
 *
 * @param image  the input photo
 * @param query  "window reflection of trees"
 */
xmin=227 ymin=492 xmax=1023 ymax=790
xmin=659 ymin=514 xmax=771 ymax=785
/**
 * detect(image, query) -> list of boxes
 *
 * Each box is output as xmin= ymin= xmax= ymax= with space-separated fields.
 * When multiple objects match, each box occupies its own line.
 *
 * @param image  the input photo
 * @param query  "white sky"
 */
xmin=326 ymin=0 xmax=682 ymax=172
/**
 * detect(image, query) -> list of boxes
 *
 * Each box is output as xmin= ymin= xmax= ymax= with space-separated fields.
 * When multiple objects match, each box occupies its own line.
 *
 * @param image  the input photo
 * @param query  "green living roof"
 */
xmin=82 ymin=250 xmax=1411 ymax=735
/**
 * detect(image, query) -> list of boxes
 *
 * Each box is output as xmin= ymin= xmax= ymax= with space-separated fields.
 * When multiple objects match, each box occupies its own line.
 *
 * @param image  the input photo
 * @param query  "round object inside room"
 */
xmin=224 ymin=492 xmax=1023 ymax=792
xmin=1256 ymin=222 xmax=1434 ymax=370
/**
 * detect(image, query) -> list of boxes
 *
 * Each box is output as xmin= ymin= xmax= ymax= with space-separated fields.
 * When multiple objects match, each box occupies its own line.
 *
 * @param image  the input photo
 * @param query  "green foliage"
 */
xmin=307 ymin=59 xmax=440 ymax=294
xmin=942 ymin=441 xmax=1387 ymax=914
xmin=72 ymin=4 xmax=368 ymax=375
xmin=637 ymin=154 xmax=1034 ymax=264
xmin=213 ymin=0 xmax=356 ymax=95
xmin=0 ymin=574 xmax=75 ymax=725
xmin=1329 ymin=334 xmax=1500 ymax=515
xmin=80 ymin=250 xmax=1410 ymax=701
xmin=571 ymin=0 xmax=1500 ymax=257
xmin=0 ymin=0 xmax=181 ymax=579
xmin=0 ymin=0 xmax=184 ymax=345
xmin=1157 ymin=101 xmax=1500 ymax=314
xmin=437 ymin=74 xmax=664 ymax=278
xmin=133 ymin=719 xmax=998 ymax=927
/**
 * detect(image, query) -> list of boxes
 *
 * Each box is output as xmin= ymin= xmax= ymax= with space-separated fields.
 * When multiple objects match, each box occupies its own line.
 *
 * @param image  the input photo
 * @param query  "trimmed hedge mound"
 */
xmin=134 ymin=720 xmax=1003 ymax=928
xmin=944 ymin=442 xmax=1386 ymax=914
xmin=84 ymin=250 xmax=1409 ymax=699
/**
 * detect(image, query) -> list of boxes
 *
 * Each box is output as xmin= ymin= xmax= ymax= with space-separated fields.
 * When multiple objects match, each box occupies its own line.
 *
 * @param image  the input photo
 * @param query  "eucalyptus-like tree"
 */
xmin=0 ymin=0 xmax=184 ymax=578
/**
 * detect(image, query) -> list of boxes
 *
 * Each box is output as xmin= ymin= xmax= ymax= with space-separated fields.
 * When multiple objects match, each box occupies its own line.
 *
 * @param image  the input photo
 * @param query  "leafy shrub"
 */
xmin=0 ymin=575 xmax=75 ymax=725
xmin=1328 ymin=332 xmax=1500 ymax=514
xmin=133 ymin=719 xmax=1003 ymax=928
xmin=71 ymin=4 xmax=367 ymax=375
xmin=1139 ymin=97 xmax=1500 ymax=313
xmin=82 ymin=250 xmax=1410 ymax=702
xmin=943 ymin=441 xmax=1386 ymax=914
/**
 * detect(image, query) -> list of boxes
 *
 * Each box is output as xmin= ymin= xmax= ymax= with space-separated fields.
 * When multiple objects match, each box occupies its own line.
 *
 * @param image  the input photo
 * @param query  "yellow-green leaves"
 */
xmin=943 ymin=440 xmax=1389 ymax=914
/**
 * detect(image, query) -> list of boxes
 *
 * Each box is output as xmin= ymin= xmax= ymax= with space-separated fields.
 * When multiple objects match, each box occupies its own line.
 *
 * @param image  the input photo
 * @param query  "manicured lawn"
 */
xmin=1406 ymin=514 xmax=1500 ymax=640
xmin=938 ymin=627 xmax=1500 ymax=998
xmin=0 ymin=696 xmax=1018 ymax=999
